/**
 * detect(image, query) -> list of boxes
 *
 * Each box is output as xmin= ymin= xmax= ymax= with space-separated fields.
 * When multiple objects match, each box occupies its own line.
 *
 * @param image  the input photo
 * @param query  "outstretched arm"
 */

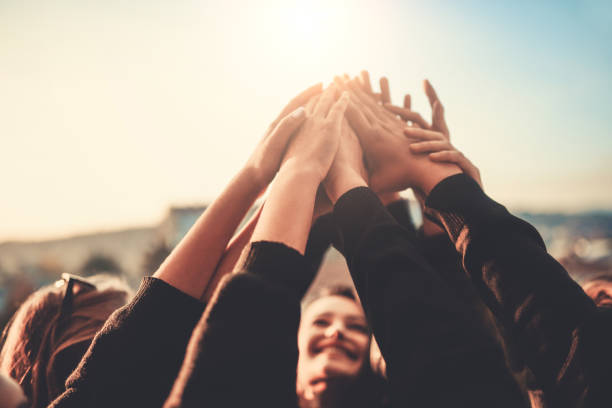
xmin=424 ymin=174 xmax=611 ymax=407
xmin=50 ymin=84 xmax=322 ymax=408
xmin=326 ymin=78 xmax=526 ymax=407
xmin=155 ymin=83 xmax=322 ymax=298
xmin=164 ymin=87 xmax=351 ymax=407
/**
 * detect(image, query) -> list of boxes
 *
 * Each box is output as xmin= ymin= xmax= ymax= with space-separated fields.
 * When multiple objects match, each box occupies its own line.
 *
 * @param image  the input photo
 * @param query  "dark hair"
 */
xmin=302 ymin=284 xmax=359 ymax=310
xmin=0 ymin=274 xmax=132 ymax=408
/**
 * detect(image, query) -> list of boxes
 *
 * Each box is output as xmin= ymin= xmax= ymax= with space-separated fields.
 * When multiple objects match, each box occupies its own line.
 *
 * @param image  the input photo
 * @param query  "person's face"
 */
xmin=296 ymin=295 xmax=370 ymax=399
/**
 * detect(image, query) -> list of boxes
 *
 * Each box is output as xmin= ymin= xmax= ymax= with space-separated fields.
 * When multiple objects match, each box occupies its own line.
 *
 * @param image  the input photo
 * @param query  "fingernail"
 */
xmin=291 ymin=107 xmax=305 ymax=118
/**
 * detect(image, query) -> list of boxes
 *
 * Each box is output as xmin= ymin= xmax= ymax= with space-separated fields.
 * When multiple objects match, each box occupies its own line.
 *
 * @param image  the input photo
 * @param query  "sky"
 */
xmin=1 ymin=0 xmax=611 ymax=241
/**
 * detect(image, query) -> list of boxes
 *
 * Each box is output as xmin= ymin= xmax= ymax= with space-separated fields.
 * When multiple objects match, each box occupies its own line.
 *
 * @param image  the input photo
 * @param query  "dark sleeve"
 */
xmin=50 ymin=277 xmax=205 ymax=408
xmin=304 ymin=213 xmax=337 ymax=274
xmin=424 ymin=174 xmax=612 ymax=407
xmin=333 ymin=187 xmax=527 ymax=407
xmin=305 ymin=200 xmax=416 ymax=275
xmin=164 ymin=241 xmax=311 ymax=408
xmin=385 ymin=198 xmax=417 ymax=234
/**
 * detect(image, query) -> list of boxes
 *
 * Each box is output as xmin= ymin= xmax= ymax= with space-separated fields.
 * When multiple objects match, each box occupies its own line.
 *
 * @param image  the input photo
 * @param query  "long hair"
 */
xmin=301 ymin=285 xmax=390 ymax=408
xmin=0 ymin=274 xmax=132 ymax=408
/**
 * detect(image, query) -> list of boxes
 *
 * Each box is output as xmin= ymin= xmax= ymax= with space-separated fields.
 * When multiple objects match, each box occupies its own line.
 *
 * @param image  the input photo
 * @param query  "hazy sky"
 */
xmin=1 ymin=0 xmax=611 ymax=240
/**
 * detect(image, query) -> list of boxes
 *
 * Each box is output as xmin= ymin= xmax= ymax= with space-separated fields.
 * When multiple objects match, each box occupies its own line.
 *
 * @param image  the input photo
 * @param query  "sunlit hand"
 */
xmin=245 ymin=83 xmax=322 ymax=190
xmin=323 ymin=118 xmax=368 ymax=204
xmin=407 ymin=127 xmax=483 ymax=188
xmin=386 ymin=79 xmax=483 ymax=188
xmin=359 ymin=70 xmax=430 ymax=129
xmin=281 ymin=85 xmax=350 ymax=181
xmin=342 ymin=78 xmax=461 ymax=195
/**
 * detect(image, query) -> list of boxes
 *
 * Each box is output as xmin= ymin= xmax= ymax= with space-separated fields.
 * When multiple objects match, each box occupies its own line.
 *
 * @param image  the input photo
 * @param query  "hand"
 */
xmin=402 ymin=79 xmax=482 ymax=188
xmin=342 ymin=78 xmax=461 ymax=195
xmin=245 ymin=83 xmax=322 ymax=190
xmin=281 ymin=85 xmax=350 ymax=182
xmin=407 ymin=128 xmax=483 ymax=188
xmin=323 ymin=117 xmax=368 ymax=204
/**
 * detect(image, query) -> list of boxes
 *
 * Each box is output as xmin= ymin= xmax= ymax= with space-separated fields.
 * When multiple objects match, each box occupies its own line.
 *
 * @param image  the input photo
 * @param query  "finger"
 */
xmin=305 ymin=95 xmax=321 ymax=115
xmin=269 ymin=106 xmax=307 ymax=143
xmin=345 ymin=100 xmax=371 ymax=136
xmin=423 ymin=79 xmax=439 ymax=108
xmin=380 ymin=77 xmax=391 ymax=104
xmin=360 ymin=70 xmax=373 ymax=94
xmin=432 ymin=100 xmax=450 ymax=138
xmin=350 ymin=92 xmax=378 ymax=125
xmin=403 ymin=127 xmax=446 ymax=141
xmin=314 ymin=84 xmax=338 ymax=117
xmin=326 ymin=92 xmax=350 ymax=122
xmin=347 ymin=79 xmax=375 ymax=103
xmin=333 ymin=75 xmax=351 ymax=92
xmin=384 ymin=104 xmax=430 ymax=128
xmin=349 ymin=78 xmax=398 ymax=125
xmin=275 ymin=83 xmax=323 ymax=122
xmin=403 ymin=94 xmax=411 ymax=110
xmin=429 ymin=150 xmax=482 ymax=187
xmin=409 ymin=140 xmax=453 ymax=154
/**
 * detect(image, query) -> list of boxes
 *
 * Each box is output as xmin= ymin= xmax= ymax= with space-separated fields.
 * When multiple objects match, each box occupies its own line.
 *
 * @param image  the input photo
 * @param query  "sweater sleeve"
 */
xmin=424 ymin=173 xmax=612 ymax=407
xmin=164 ymin=241 xmax=309 ymax=408
xmin=49 ymin=277 xmax=205 ymax=408
xmin=304 ymin=213 xmax=337 ymax=276
xmin=332 ymin=187 xmax=527 ymax=407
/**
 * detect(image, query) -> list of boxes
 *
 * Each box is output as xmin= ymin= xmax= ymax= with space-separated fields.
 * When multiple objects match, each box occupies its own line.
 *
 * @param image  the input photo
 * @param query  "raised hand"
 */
xmin=341 ymin=77 xmax=461 ymax=195
xmin=251 ymin=86 xmax=350 ymax=254
xmin=323 ymin=118 xmax=368 ymax=204
xmin=358 ymin=70 xmax=430 ymax=129
xmin=281 ymin=85 xmax=350 ymax=181
xmin=407 ymin=127 xmax=482 ymax=188
xmin=245 ymin=83 xmax=323 ymax=190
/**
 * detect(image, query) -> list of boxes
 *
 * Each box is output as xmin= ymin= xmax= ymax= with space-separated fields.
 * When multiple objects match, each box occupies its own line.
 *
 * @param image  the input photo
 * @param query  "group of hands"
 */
xmin=246 ymin=70 xmax=483 ymax=234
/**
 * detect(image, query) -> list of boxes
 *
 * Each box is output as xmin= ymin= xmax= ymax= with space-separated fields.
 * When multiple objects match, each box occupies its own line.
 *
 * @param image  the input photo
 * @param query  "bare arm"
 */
xmin=154 ymin=83 xmax=322 ymax=298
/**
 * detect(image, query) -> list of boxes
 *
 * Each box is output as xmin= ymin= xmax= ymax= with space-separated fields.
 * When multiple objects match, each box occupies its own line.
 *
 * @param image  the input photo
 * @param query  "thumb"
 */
xmin=268 ymin=106 xmax=306 ymax=143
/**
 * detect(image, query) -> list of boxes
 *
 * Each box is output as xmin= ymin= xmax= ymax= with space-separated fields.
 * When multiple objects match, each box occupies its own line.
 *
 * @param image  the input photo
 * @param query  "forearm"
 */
xmin=251 ymin=163 xmax=320 ymax=254
xmin=333 ymin=187 xmax=525 ymax=407
xmin=154 ymin=167 xmax=262 ymax=299
xmin=424 ymin=174 xmax=600 ymax=403
xmin=201 ymin=204 xmax=263 ymax=302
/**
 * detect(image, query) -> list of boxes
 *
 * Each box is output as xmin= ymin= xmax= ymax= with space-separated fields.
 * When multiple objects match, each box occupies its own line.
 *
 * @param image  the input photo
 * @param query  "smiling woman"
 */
xmin=297 ymin=286 xmax=386 ymax=407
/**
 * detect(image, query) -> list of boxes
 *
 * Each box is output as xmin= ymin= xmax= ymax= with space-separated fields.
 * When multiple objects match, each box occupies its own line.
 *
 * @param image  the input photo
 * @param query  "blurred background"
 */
xmin=1 ymin=0 xmax=611 ymax=326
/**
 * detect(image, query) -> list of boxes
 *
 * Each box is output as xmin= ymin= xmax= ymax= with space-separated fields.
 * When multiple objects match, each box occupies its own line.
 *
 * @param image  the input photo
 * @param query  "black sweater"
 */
xmin=424 ymin=174 xmax=612 ymax=407
xmin=166 ymin=185 xmax=527 ymax=407
xmin=332 ymin=186 xmax=527 ymax=407
xmin=49 ymin=278 xmax=205 ymax=407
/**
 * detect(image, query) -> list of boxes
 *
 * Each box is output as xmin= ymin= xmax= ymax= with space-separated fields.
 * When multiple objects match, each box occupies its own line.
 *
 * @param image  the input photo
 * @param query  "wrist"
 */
xmin=324 ymin=168 xmax=368 ymax=204
xmin=417 ymin=163 xmax=462 ymax=196
xmin=279 ymin=159 xmax=326 ymax=184
xmin=277 ymin=161 xmax=324 ymax=187
xmin=240 ymin=164 xmax=270 ymax=193
xmin=378 ymin=191 xmax=402 ymax=206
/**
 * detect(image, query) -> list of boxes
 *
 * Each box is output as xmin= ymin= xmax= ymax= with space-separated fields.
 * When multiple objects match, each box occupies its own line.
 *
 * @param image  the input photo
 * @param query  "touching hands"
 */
xmin=281 ymin=85 xmax=350 ymax=182
xmin=340 ymin=76 xmax=461 ymax=195
xmin=323 ymin=118 xmax=368 ymax=204
xmin=245 ymin=83 xmax=322 ymax=190
xmin=381 ymin=78 xmax=483 ymax=188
